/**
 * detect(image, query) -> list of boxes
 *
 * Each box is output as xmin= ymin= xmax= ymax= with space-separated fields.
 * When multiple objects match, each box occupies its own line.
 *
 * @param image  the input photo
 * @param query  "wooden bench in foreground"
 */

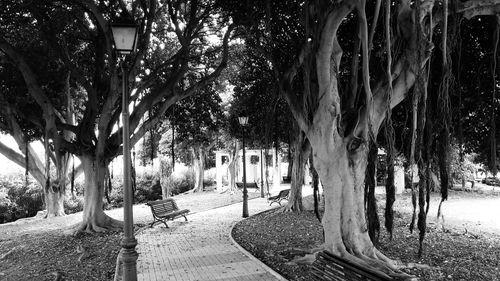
xmin=311 ymin=250 xmax=393 ymax=281
xmin=236 ymin=182 xmax=260 ymax=192
xmin=146 ymin=198 xmax=190 ymax=228
xmin=268 ymin=189 xmax=290 ymax=206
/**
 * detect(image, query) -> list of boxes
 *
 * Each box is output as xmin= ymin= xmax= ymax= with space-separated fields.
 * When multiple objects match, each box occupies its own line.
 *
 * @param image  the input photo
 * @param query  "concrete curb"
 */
xmin=229 ymin=208 xmax=289 ymax=281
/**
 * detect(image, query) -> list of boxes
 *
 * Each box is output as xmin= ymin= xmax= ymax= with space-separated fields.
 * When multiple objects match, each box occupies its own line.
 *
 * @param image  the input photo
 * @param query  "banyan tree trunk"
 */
xmin=44 ymin=184 xmax=66 ymax=217
xmin=191 ymin=146 xmax=205 ymax=192
xmin=227 ymin=141 xmax=240 ymax=193
xmin=160 ymin=157 xmax=173 ymax=199
xmin=76 ymin=154 xmax=122 ymax=233
xmin=284 ymin=130 xmax=311 ymax=212
xmin=306 ymin=101 xmax=398 ymax=272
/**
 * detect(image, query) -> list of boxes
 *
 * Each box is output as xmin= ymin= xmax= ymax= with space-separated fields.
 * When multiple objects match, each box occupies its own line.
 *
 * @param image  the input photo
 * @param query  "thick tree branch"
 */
xmin=0 ymin=141 xmax=46 ymax=184
xmin=0 ymin=37 xmax=60 ymax=140
xmin=129 ymin=96 xmax=178 ymax=147
xmin=457 ymin=0 xmax=500 ymax=19
xmin=127 ymin=24 xmax=235 ymax=138
xmin=131 ymin=0 xmax=157 ymax=73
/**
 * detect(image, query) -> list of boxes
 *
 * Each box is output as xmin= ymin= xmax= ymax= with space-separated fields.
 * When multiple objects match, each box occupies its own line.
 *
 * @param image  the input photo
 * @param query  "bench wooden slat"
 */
xmin=311 ymin=251 xmax=393 ymax=281
xmin=146 ymin=198 xmax=189 ymax=228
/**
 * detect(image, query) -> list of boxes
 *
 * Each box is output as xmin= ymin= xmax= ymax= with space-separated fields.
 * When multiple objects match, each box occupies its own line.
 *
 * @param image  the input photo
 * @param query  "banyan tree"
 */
xmin=222 ymin=0 xmax=500 ymax=277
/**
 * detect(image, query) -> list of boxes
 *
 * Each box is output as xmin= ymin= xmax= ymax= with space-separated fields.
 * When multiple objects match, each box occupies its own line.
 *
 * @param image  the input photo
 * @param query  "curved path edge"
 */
xmin=229 ymin=211 xmax=288 ymax=281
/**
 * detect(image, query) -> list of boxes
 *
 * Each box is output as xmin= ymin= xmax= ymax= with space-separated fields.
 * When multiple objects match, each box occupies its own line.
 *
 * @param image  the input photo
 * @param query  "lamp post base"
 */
xmin=115 ymin=238 xmax=138 ymax=281
xmin=242 ymin=188 xmax=249 ymax=218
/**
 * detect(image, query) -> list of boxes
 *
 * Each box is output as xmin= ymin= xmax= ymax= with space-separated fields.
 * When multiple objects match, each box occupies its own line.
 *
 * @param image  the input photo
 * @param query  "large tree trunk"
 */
xmin=286 ymin=140 xmax=293 ymax=179
xmin=76 ymin=154 xmax=122 ymax=233
xmin=306 ymin=100 xmax=397 ymax=271
xmin=191 ymin=146 xmax=205 ymax=192
xmin=273 ymin=144 xmax=281 ymax=190
xmin=284 ymin=130 xmax=311 ymax=212
xmin=45 ymin=146 xmax=72 ymax=218
xmin=44 ymin=186 xmax=65 ymax=217
xmin=159 ymin=157 xmax=173 ymax=199
xmin=45 ymin=71 xmax=75 ymax=218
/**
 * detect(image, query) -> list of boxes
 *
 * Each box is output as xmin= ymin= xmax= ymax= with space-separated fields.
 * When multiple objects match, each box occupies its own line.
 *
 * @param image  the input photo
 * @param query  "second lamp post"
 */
xmin=238 ymin=116 xmax=249 ymax=218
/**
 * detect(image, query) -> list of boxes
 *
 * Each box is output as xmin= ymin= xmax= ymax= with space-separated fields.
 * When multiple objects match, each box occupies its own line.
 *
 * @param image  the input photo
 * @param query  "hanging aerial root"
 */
xmin=436 ymin=197 xmax=446 ymax=230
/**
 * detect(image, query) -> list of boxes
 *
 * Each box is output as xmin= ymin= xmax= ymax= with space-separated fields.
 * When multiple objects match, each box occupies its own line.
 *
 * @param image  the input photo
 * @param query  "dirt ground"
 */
xmin=233 ymin=184 xmax=500 ymax=281
xmin=0 ymin=189 xmax=261 ymax=281
xmin=1 ymin=184 xmax=499 ymax=280
xmin=395 ymin=184 xmax=500 ymax=234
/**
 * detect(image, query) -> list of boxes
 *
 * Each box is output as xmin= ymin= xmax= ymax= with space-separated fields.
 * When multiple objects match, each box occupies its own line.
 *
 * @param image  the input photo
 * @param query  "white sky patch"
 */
xmin=230 ymin=38 xmax=245 ymax=46
xmin=206 ymin=34 xmax=220 ymax=45
xmin=219 ymin=83 xmax=234 ymax=104
xmin=84 ymin=12 xmax=95 ymax=30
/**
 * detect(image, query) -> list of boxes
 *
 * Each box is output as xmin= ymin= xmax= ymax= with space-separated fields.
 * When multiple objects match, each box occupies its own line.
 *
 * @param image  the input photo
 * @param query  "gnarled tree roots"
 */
xmin=72 ymin=215 xmax=123 ymax=235
xmin=289 ymin=244 xmax=419 ymax=280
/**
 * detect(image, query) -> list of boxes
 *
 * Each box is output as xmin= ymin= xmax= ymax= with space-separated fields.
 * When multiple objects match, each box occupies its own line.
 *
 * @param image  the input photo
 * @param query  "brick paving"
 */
xmin=136 ymin=197 xmax=287 ymax=281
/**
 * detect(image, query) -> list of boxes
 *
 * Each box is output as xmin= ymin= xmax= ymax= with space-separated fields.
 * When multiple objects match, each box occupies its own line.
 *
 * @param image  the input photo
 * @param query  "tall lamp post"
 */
xmin=238 ymin=116 xmax=249 ymax=218
xmin=111 ymin=12 xmax=139 ymax=281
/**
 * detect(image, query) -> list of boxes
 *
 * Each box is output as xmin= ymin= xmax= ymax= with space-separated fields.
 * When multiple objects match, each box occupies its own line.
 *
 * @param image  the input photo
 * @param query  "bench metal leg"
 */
xmin=149 ymin=217 xmax=159 ymax=228
xmin=162 ymin=220 xmax=169 ymax=228
xmin=150 ymin=218 xmax=169 ymax=228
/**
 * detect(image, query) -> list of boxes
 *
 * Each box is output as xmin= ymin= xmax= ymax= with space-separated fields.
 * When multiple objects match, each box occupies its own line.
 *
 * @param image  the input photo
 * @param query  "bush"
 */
xmin=0 ymin=189 xmax=15 ymax=223
xmin=64 ymin=196 xmax=84 ymax=214
xmin=105 ymin=176 xmax=124 ymax=209
xmin=166 ymin=169 xmax=195 ymax=195
xmin=135 ymin=172 xmax=162 ymax=203
xmin=8 ymin=185 xmax=44 ymax=219
xmin=0 ymin=175 xmax=44 ymax=223
xmin=105 ymin=168 xmax=163 ymax=209
xmin=203 ymin=168 xmax=216 ymax=187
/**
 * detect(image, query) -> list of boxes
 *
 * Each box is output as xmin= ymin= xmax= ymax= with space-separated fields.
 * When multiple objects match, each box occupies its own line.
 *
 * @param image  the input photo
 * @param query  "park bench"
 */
xmin=311 ymin=250 xmax=393 ymax=281
xmin=236 ymin=182 xmax=260 ymax=192
xmin=146 ymin=198 xmax=190 ymax=228
xmin=268 ymin=189 xmax=290 ymax=206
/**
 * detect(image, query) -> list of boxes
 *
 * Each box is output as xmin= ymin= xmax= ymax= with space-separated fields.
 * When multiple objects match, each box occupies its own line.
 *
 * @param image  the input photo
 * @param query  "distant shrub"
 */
xmin=104 ymin=167 xmax=163 ymax=209
xmin=105 ymin=176 xmax=124 ymax=209
xmin=168 ymin=169 xmax=195 ymax=195
xmin=0 ymin=175 xmax=44 ymax=223
xmin=203 ymin=168 xmax=216 ymax=187
xmin=135 ymin=172 xmax=162 ymax=202
xmin=0 ymin=189 xmax=15 ymax=223
xmin=64 ymin=196 xmax=84 ymax=214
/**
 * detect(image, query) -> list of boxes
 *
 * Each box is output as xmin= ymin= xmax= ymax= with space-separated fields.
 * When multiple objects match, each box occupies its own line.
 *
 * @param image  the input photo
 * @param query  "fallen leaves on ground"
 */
xmin=232 ymin=191 xmax=500 ymax=281
xmin=0 ymin=230 xmax=121 ymax=281
xmin=0 ymin=189 xmax=259 ymax=281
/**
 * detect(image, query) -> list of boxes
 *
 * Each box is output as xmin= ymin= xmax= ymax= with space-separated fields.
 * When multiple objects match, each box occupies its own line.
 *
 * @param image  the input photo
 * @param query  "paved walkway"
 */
xmin=136 ymin=197 xmax=286 ymax=281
